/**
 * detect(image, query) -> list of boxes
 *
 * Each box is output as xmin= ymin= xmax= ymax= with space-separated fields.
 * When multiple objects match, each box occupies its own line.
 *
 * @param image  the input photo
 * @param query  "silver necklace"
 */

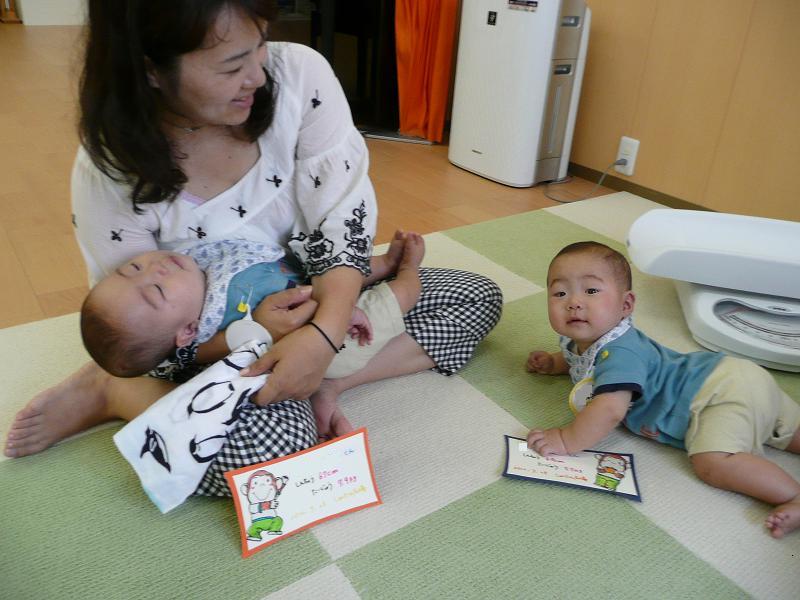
xmin=164 ymin=120 xmax=203 ymax=133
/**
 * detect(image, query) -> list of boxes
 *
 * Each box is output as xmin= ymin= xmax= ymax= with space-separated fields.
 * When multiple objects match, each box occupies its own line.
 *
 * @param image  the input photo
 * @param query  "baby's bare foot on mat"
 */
xmin=765 ymin=499 xmax=800 ymax=538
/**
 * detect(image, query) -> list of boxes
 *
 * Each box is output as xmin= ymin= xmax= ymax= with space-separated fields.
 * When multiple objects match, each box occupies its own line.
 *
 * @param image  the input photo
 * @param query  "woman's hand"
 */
xmin=243 ymin=325 xmax=335 ymax=405
xmin=251 ymin=285 xmax=318 ymax=341
xmin=245 ymin=266 xmax=363 ymax=405
xmin=195 ymin=286 xmax=318 ymax=364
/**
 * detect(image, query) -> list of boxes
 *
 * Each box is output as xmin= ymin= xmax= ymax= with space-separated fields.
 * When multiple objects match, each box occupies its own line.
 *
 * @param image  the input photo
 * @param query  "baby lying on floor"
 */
xmin=80 ymin=231 xmax=425 ymax=438
xmin=526 ymin=241 xmax=800 ymax=538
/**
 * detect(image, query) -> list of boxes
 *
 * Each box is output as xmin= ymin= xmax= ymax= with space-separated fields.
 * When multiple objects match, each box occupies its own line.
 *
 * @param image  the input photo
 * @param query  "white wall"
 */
xmin=18 ymin=0 xmax=85 ymax=26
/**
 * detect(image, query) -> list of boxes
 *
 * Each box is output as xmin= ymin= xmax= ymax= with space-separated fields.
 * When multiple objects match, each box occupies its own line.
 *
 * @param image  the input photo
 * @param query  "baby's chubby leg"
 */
xmin=690 ymin=450 xmax=800 ymax=538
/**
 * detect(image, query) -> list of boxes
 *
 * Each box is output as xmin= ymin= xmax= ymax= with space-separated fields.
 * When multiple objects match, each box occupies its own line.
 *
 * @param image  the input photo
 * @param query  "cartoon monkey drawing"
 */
xmin=594 ymin=453 xmax=629 ymax=491
xmin=242 ymin=470 xmax=288 ymax=540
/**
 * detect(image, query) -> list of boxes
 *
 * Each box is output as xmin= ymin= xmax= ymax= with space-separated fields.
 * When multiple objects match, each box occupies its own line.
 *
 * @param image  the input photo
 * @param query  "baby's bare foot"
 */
xmin=765 ymin=499 xmax=800 ymax=538
xmin=398 ymin=233 xmax=425 ymax=272
xmin=371 ymin=230 xmax=407 ymax=281
xmin=4 ymin=362 xmax=111 ymax=458
xmin=385 ymin=230 xmax=406 ymax=266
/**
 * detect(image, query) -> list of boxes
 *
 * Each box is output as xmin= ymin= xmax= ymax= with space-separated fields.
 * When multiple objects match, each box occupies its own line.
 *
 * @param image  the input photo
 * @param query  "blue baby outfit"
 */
xmin=586 ymin=327 xmax=724 ymax=449
xmin=184 ymin=240 xmax=302 ymax=343
xmin=220 ymin=261 xmax=302 ymax=330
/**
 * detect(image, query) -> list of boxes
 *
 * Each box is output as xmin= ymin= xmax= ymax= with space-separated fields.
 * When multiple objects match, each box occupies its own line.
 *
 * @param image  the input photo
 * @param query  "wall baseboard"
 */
xmin=568 ymin=163 xmax=711 ymax=212
xmin=17 ymin=0 xmax=85 ymax=26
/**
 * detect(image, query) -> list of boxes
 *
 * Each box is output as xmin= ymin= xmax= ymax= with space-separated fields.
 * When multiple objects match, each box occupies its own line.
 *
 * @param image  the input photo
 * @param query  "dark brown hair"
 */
xmin=79 ymin=0 xmax=279 ymax=208
xmin=551 ymin=241 xmax=633 ymax=291
xmin=80 ymin=291 xmax=177 ymax=378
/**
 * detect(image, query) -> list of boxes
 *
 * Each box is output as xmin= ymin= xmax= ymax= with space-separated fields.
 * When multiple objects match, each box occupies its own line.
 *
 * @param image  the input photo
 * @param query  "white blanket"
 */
xmin=113 ymin=341 xmax=268 ymax=513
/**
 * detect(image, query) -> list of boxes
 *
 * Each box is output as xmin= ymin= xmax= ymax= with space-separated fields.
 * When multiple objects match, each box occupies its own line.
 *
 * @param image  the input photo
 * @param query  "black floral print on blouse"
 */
xmin=290 ymin=200 xmax=372 ymax=277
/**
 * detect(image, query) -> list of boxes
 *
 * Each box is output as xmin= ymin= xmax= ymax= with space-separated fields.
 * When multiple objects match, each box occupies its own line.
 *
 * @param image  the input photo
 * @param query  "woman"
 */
xmin=4 ymin=0 xmax=502 ymax=496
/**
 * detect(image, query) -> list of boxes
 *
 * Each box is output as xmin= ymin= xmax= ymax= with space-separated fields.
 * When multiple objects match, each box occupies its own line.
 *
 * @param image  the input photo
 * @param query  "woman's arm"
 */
xmin=244 ymin=266 xmax=363 ymax=405
xmin=240 ymin=46 xmax=377 ymax=404
xmin=307 ymin=266 xmax=363 ymax=347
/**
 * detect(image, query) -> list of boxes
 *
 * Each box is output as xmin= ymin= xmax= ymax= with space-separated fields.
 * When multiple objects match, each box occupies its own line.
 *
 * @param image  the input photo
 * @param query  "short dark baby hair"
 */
xmin=551 ymin=241 xmax=633 ymax=291
xmin=80 ymin=291 xmax=176 ymax=378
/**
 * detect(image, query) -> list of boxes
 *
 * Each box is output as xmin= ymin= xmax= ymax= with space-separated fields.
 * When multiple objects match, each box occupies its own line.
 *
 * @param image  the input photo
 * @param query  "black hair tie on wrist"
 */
xmin=308 ymin=321 xmax=340 ymax=354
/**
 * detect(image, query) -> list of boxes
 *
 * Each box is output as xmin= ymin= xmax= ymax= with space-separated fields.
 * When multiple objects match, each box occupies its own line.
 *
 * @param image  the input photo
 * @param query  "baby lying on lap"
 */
xmin=80 ymin=231 xmax=425 ymax=439
xmin=526 ymin=241 xmax=800 ymax=539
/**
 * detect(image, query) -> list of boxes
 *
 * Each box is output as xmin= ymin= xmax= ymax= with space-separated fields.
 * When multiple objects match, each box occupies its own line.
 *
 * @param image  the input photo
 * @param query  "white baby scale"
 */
xmin=627 ymin=209 xmax=800 ymax=372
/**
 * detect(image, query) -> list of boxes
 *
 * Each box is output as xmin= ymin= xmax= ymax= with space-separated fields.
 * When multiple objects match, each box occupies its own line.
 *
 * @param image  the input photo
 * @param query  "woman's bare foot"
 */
xmin=329 ymin=406 xmax=354 ymax=439
xmin=311 ymin=379 xmax=354 ymax=441
xmin=4 ymin=362 xmax=113 ymax=458
xmin=369 ymin=230 xmax=407 ymax=282
xmin=765 ymin=499 xmax=800 ymax=538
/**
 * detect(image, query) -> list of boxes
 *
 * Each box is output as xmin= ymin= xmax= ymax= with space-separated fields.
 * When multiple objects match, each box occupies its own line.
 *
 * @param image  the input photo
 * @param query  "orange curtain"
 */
xmin=395 ymin=0 xmax=458 ymax=143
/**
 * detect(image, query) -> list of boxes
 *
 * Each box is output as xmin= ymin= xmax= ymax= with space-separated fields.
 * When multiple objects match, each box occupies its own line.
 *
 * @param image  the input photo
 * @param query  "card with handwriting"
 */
xmin=225 ymin=428 xmax=381 ymax=557
xmin=503 ymin=435 xmax=641 ymax=501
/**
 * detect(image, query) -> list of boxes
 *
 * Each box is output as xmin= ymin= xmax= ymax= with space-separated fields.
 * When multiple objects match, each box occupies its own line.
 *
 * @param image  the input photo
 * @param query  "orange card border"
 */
xmin=224 ymin=427 xmax=382 ymax=558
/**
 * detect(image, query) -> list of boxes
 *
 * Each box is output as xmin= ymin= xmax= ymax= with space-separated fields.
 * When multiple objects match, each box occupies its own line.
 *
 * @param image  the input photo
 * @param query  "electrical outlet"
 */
xmin=615 ymin=136 xmax=639 ymax=176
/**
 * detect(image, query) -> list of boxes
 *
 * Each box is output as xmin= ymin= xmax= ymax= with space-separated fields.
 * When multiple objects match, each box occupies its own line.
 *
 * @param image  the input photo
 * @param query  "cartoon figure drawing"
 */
xmin=594 ymin=453 xmax=629 ymax=491
xmin=242 ymin=470 xmax=288 ymax=540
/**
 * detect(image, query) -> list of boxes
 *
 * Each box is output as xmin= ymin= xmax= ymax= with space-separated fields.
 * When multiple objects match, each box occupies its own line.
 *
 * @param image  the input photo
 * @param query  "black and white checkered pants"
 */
xmin=400 ymin=267 xmax=503 ymax=375
xmin=194 ymin=400 xmax=318 ymax=496
xmin=190 ymin=267 xmax=502 ymax=496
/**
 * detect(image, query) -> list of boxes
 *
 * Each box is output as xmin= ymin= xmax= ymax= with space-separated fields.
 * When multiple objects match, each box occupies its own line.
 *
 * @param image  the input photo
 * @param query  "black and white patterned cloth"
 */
xmin=194 ymin=400 xmax=318 ymax=497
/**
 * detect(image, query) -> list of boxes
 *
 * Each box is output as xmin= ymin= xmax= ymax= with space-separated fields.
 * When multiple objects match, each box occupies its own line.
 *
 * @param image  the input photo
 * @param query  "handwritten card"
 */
xmin=224 ymin=428 xmax=381 ymax=558
xmin=503 ymin=435 xmax=642 ymax=502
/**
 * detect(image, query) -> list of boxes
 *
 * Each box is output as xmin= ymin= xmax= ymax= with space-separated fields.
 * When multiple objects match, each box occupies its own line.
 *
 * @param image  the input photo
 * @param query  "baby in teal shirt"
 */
xmin=525 ymin=241 xmax=800 ymax=538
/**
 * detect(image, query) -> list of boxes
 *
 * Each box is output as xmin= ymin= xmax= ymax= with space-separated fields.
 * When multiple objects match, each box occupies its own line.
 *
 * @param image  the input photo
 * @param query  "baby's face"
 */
xmin=547 ymin=252 xmax=634 ymax=353
xmin=92 ymin=251 xmax=206 ymax=343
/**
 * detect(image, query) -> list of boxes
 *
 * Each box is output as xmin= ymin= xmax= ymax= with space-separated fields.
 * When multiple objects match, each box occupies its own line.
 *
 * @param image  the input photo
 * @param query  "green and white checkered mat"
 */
xmin=2 ymin=193 xmax=798 ymax=599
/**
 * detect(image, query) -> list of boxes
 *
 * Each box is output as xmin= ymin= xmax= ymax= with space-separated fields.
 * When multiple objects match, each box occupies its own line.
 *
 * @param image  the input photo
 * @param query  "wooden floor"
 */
xmin=0 ymin=23 xmax=611 ymax=330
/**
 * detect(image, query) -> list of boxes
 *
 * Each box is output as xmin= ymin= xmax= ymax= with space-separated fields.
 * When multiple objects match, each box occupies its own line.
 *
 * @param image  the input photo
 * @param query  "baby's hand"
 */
xmin=526 ymin=351 xmax=555 ymax=374
xmin=527 ymin=428 xmax=568 ymax=457
xmin=348 ymin=307 xmax=373 ymax=346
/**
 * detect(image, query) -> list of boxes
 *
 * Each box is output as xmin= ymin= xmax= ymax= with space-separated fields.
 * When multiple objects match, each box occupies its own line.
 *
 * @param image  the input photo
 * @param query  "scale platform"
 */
xmin=628 ymin=209 xmax=800 ymax=372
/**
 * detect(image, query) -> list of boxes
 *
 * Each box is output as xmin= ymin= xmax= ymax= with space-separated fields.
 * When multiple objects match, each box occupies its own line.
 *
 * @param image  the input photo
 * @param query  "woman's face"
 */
xmin=149 ymin=6 xmax=268 ymax=129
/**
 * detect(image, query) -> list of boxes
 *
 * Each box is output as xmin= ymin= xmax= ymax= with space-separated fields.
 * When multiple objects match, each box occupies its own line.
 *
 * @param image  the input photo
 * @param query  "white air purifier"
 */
xmin=448 ymin=0 xmax=590 ymax=187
